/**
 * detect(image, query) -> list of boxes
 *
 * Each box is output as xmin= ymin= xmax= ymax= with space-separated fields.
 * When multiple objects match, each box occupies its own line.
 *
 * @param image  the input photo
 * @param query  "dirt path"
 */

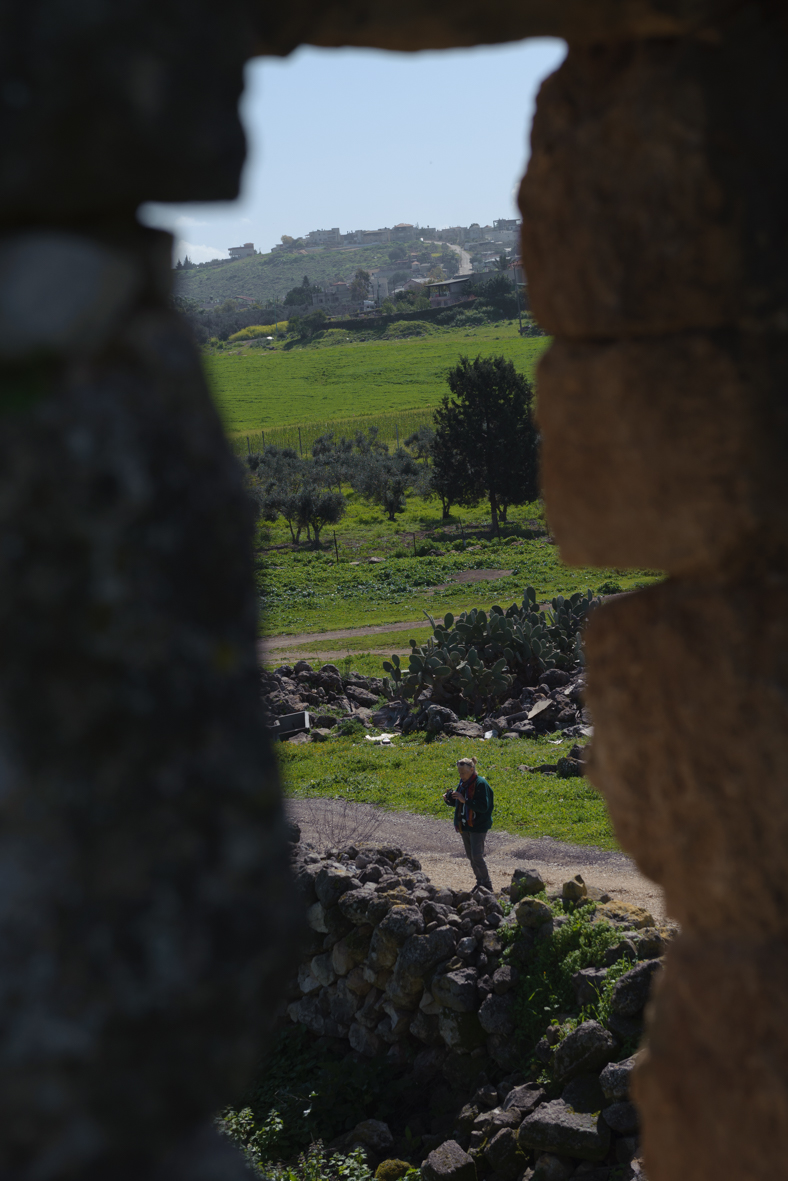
xmin=288 ymin=798 xmax=667 ymax=921
xmin=258 ymin=619 xmax=430 ymax=656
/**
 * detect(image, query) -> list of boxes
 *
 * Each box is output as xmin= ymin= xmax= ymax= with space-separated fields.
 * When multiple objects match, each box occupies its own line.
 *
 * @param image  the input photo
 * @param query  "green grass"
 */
xmin=257 ymin=493 xmax=660 ymax=636
xmin=205 ymin=322 xmax=549 ymax=434
xmin=279 ymin=731 xmax=616 ymax=848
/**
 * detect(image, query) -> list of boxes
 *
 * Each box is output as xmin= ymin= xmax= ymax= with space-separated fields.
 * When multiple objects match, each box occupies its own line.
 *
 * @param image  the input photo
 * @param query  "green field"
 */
xmin=204 ymin=323 xmax=549 ymax=435
xmin=280 ymin=730 xmax=616 ymax=848
xmin=256 ymin=491 xmax=661 ymax=637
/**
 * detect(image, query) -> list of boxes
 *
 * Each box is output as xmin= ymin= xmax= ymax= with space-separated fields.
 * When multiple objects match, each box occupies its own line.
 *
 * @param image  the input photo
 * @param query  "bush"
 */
xmin=382 ymin=321 xmax=434 ymax=340
xmin=383 ymin=588 xmax=602 ymax=709
xmin=229 ymin=322 xmax=284 ymax=341
xmin=508 ymin=901 xmax=625 ymax=1057
xmin=597 ymin=580 xmax=623 ymax=595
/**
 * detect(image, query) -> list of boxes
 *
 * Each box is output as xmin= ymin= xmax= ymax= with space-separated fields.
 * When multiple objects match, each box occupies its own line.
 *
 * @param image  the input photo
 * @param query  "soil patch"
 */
xmin=287 ymin=798 xmax=667 ymax=921
xmin=258 ymin=618 xmax=429 ymax=656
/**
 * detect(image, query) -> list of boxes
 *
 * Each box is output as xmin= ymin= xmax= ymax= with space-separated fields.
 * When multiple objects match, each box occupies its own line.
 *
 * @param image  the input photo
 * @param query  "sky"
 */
xmin=140 ymin=39 xmax=566 ymax=265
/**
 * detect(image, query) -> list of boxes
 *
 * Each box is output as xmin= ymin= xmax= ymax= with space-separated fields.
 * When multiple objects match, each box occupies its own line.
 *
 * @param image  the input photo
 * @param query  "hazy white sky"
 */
xmin=141 ymin=38 xmax=566 ymax=264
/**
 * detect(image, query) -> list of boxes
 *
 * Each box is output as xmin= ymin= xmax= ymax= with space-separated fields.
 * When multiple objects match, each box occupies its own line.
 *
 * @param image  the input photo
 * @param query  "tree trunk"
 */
xmin=489 ymin=490 xmax=500 ymax=535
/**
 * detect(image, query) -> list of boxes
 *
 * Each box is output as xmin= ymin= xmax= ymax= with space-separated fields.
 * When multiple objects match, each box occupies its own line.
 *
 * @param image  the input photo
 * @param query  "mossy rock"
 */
xmin=375 ymin=1159 xmax=411 ymax=1181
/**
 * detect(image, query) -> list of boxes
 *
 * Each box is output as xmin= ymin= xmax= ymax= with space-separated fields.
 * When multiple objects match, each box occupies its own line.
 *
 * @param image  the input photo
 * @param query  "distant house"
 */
xmin=306 ymin=228 xmax=341 ymax=246
xmin=424 ymin=275 xmax=475 ymax=307
xmin=228 ymin=242 xmax=255 ymax=259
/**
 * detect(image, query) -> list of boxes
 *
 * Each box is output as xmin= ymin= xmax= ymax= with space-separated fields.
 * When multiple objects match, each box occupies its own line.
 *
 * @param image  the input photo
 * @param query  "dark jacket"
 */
xmin=445 ymin=774 xmax=493 ymax=833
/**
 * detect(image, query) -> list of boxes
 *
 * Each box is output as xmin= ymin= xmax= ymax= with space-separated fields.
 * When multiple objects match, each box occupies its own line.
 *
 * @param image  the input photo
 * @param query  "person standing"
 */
xmin=444 ymin=756 xmax=494 ymax=892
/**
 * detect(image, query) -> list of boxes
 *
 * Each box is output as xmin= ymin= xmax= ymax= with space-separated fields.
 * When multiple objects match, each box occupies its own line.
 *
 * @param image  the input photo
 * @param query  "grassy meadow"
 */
xmin=203 ymin=321 xmax=549 ymax=435
xmin=199 ymin=312 xmax=658 ymax=853
xmin=281 ymin=730 xmax=616 ymax=849
xmin=256 ymin=493 xmax=660 ymax=639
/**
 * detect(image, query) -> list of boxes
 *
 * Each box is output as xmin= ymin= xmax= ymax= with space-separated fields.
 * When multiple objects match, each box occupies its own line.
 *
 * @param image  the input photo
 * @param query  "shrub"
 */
xmin=508 ymin=901 xmax=624 ymax=1057
xmin=597 ymin=580 xmax=623 ymax=595
xmin=382 ymin=321 xmax=434 ymax=340
xmin=383 ymin=588 xmax=602 ymax=709
xmin=229 ymin=322 xmax=284 ymax=341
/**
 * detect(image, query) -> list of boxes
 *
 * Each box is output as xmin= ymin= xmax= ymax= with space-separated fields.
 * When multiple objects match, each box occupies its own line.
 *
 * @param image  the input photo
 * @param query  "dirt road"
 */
xmin=288 ymin=798 xmax=667 ymax=921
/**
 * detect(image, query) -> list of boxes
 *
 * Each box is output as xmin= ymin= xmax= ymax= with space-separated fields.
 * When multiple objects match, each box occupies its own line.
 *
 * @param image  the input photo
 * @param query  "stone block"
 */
xmin=349 ymin=1022 xmax=382 ymax=1058
xmin=332 ymin=927 xmax=373 ymax=976
xmin=432 ymin=968 xmax=478 ymax=1013
xmin=633 ymin=937 xmax=788 ymax=1180
xmin=611 ymin=960 xmax=662 ymax=1017
xmin=422 ymin=1139 xmax=477 ymax=1181
xmin=600 ymin=1054 xmax=638 ymax=1102
xmin=520 ymin=26 xmax=788 ymax=336
xmin=519 ymin=1100 xmax=611 ymax=1162
xmin=586 ymin=581 xmax=788 ymax=934
xmin=438 ymin=1009 xmax=487 ymax=1052
xmin=510 ymin=869 xmax=545 ymax=901
xmin=478 ymin=993 xmax=515 ymax=1037
xmin=515 ymin=898 xmax=553 ymax=928
xmin=552 ymin=1021 xmax=617 ymax=1086
xmin=536 ymin=335 xmax=788 ymax=574
xmin=484 ymin=1127 xmax=527 ymax=1181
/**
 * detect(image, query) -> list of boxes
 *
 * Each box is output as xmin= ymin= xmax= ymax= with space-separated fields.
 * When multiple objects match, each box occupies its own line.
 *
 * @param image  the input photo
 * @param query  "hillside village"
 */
xmin=174 ymin=217 xmax=524 ymax=317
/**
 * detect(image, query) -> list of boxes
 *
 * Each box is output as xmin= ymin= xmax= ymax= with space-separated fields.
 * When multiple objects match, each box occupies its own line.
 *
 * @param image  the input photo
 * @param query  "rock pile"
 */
xmin=285 ymin=836 xmax=677 ymax=1181
xmin=262 ymin=663 xmax=591 ymax=745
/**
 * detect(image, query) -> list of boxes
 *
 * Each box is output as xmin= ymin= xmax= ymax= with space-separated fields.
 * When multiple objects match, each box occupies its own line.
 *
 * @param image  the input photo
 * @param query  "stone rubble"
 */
xmin=262 ymin=662 xmax=592 ymax=751
xmin=284 ymin=832 xmax=678 ymax=1181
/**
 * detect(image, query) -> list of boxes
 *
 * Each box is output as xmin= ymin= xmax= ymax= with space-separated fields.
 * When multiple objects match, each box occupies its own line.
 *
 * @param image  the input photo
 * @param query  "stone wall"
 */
xmin=519 ymin=6 xmax=788 ymax=1180
xmin=286 ymin=837 xmax=676 ymax=1180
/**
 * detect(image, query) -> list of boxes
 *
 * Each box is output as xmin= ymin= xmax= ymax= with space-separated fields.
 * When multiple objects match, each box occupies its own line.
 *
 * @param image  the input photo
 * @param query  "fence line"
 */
xmin=231 ymin=407 xmax=436 ymax=457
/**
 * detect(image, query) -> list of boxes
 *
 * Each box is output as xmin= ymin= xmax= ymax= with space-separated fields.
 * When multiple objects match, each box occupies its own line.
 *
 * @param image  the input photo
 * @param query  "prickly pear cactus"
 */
xmin=383 ymin=586 xmax=600 ymax=715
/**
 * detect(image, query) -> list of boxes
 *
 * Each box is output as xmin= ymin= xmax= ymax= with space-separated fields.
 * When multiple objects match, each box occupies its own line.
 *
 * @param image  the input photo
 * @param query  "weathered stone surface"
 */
xmin=484 ymin=1127 xmax=527 ymax=1181
xmin=410 ymin=1010 xmax=441 ymax=1045
xmin=572 ymin=967 xmax=608 ymax=1008
xmin=438 ymin=1009 xmax=487 ymax=1052
xmin=521 ymin=25 xmax=788 ymax=336
xmin=537 ymin=334 xmax=788 ymax=574
xmin=332 ymin=927 xmax=373 ymax=976
xmin=519 ymin=1100 xmax=611 ymax=1162
xmin=602 ymin=1101 xmax=639 ymax=1135
xmin=422 ymin=1139 xmax=476 ymax=1181
xmin=502 ymin=1084 xmax=545 ymax=1116
xmin=586 ymin=581 xmax=788 ymax=935
xmin=0 ymin=290 xmax=300 ymax=1173
xmin=379 ymin=904 xmax=425 ymax=942
xmin=510 ymin=868 xmax=545 ymax=901
xmin=353 ymin=1119 xmax=394 ymax=1153
xmin=515 ymin=898 xmax=553 ymax=928
xmin=368 ymin=926 xmax=400 ymax=972
xmin=611 ymin=960 xmax=662 ymax=1017
xmin=445 ymin=721 xmax=485 ymax=740
xmin=632 ymin=939 xmax=788 ymax=1180
xmin=600 ymin=1054 xmax=637 ymax=1102
xmin=562 ymin=874 xmax=588 ymax=902
xmin=290 ymin=0 xmax=721 ymax=56
xmin=562 ymin=1074 xmax=605 ymax=1115
xmin=315 ymin=864 xmax=360 ymax=908
xmin=552 ymin=1022 xmax=617 ymax=1085
xmin=338 ymin=885 xmax=389 ymax=926
xmin=478 ymin=993 xmax=515 ymax=1037
xmin=432 ymin=968 xmax=478 ymax=1013
xmin=595 ymin=901 xmax=655 ymax=930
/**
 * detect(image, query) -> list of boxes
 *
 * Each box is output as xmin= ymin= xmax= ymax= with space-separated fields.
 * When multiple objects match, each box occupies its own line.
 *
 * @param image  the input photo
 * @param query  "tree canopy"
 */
xmin=431 ymin=354 xmax=538 ymax=532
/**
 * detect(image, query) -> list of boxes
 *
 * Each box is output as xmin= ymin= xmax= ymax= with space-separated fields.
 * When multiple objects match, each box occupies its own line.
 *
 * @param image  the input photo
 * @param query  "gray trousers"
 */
xmin=460 ymin=831 xmax=492 ymax=891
